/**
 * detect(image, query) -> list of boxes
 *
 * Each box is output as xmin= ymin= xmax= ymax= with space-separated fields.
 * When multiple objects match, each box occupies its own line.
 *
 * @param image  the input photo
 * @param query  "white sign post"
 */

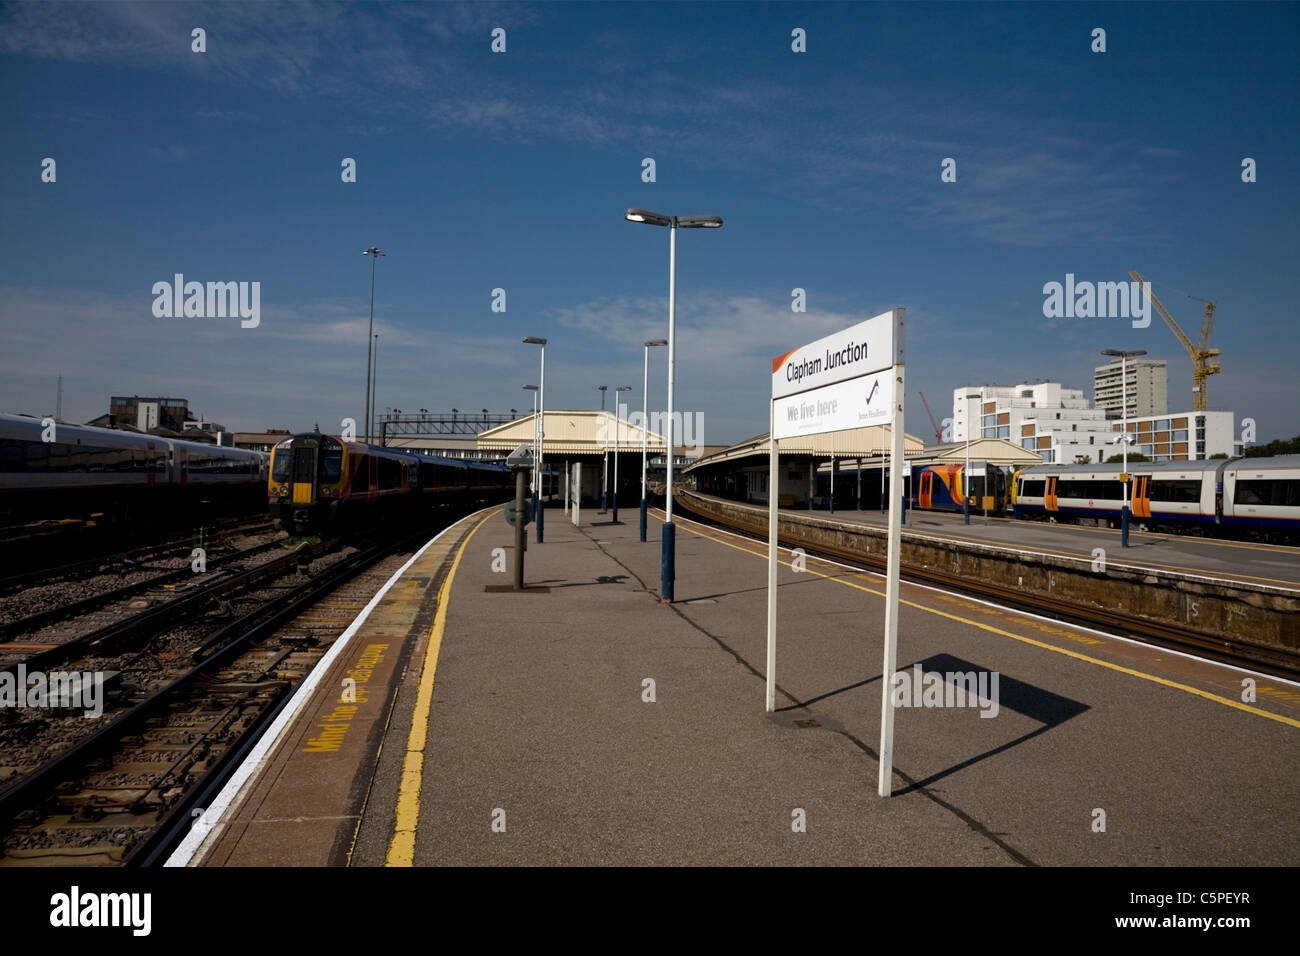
xmin=766 ymin=308 xmax=906 ymax=797
xmin=571 ymin=462 xmax=581 ymax=526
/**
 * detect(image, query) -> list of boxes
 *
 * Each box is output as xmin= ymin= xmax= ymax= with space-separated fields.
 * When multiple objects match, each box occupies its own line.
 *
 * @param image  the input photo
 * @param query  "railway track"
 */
xmin=675 ymin=496 xmax=1300 ymax=681
xmin=0 ymin=521 xmax=441 ymax=866
xmin=0 ymin=539 xmax=285 ymax=647
xmin=0 ymin=516 xmax=277 ymax=594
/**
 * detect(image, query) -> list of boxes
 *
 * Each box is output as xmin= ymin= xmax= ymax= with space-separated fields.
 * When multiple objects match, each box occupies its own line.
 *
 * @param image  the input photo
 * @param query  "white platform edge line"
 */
xmin=164 ymin=504 xmax=500 ymax=868
xmin=658 ymin=508 xmax=1300 ymax=691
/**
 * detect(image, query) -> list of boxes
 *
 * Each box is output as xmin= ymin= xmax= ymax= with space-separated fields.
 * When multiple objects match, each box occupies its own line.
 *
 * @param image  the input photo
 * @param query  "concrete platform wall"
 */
xmin=678 ymin=490 xmax=1300 ymax=657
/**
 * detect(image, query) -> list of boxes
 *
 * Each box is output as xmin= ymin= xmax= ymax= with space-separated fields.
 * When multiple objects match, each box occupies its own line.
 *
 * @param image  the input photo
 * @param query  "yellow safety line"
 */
xmin=385 ymin=512 xmax=494 ymax=866
xmin=657 ymin=510 xmax=1300 ymax=731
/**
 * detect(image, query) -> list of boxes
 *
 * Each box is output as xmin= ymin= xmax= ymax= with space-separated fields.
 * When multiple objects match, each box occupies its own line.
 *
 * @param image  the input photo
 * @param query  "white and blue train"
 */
xmin=0 ymin=412 xmax=268 ymax=524
xmin=1012 ymin=456 xmax=1300 ymax=541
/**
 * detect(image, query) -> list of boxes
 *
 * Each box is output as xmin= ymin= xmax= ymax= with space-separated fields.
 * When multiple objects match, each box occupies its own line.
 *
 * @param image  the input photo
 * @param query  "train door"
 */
xmin=919 ymin=470 xmax=933 ymax=509
xmin=147 ymin=441 xmax=157 ymax=486
xmin=291 ymin=438 xmax=317 ymax=505
xmin=178 ymin=446 xmax=188 ymax=486
xmin=1045 ymin=476 xmax=1058 ymax=512
xmin=1132 ymin=476 xmax=1150 ymax=518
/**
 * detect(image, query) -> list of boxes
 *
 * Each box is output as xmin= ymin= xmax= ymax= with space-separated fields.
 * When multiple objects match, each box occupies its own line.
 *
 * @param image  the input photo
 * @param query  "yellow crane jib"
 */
xmin=1129 ymin=271 xmax=1222 ymax=412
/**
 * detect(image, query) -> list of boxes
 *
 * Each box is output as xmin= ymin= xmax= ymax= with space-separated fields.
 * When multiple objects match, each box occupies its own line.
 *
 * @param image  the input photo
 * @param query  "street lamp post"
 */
xmin=1101 ymin=348 xmax=1147 ymax=547
xmin=524 ymin=338 xmax=547 ymax=542
xmin=613 ymin=385 xmax=632 ymax=523
xmin=597 ymin=385 xmax=608 ymax=511
xmin=625 ymin=208 xmax=722 ymax=603
xmin=362 ymin=247 xmax=385 ymax=442
xmin=963 ymin=391 xmax=980 ymax=524
xmin=641 ymin=339 xmax=667 ymax=542
xmin=371 ymin=334 xmax=379 ymax=444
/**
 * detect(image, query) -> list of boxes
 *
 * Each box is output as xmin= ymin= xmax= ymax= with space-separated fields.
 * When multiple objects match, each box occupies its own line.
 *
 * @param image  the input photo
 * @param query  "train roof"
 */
xmin=1 ymin=412 xmax=262 ymax=456
xmin=1225 ymin=455 xmax=1300 ymax=469
xmin=272 ymin=434 xmax=510 ymax=468
xmin=1018 ymin=456 xmax=1300 ymax=474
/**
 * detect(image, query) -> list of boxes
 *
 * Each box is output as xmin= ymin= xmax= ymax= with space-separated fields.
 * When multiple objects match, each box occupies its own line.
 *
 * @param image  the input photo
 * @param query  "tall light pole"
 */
xmin=1102 ymin=348 xmax=1146 ymax=547
xmin=641 ymin=338 xmax=667 ymax=541
xmin=613 ymin=385 xmax=632 ymax=523
xmin=963 ymin=391 xmax=980 ymax=524
xmin=625 ymin=208 xmax=723 ymax=604
xmin=523 ymin=338 xmax=547 ymax=542
xmin=597 ymin=385 xmax=608 ymax=511
xmin=371 ymin=333 xmax=379 ymax=444
xmin=362 ymin=247 xmax=385 ymax=442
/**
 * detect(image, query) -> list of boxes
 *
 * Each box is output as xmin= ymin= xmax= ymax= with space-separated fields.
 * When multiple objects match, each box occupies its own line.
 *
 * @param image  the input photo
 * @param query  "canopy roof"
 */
xmin=477 ymin=410 xmax=668 ymax=455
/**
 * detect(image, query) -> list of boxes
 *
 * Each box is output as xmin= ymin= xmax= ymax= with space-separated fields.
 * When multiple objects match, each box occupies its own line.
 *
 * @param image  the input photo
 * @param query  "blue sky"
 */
xmin=1 ymin=1 xmax=1297 ymax=445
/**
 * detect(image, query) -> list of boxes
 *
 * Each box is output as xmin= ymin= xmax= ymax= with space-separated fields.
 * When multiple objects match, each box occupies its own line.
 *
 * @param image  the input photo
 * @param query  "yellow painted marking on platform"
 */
xmin=667 ymin=514 xmax=1300 ymax=731
xmin=385 ymin=512 xmax=495 ymax=867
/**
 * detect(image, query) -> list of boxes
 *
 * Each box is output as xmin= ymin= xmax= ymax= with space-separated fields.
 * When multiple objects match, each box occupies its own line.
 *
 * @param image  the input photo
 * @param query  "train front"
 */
xmin=268 ymin=432 xmax=345 ymax=532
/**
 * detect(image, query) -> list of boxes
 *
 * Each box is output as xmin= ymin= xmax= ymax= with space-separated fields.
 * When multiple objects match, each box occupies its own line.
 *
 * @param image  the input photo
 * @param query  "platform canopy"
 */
xmin=477 ymin=410 xmax=668 ymax=456
xmin=684 ymin=424 xmax=925 ymax=473
xmin=908 ymin=437 xmax=1043 ymax=468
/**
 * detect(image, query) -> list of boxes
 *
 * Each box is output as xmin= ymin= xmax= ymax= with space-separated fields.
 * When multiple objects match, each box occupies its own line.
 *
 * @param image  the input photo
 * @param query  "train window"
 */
xmin=1149 ymin=479 xmax=1201 ymax=503
xmin=1235 ymin=479 xmax=1300 ymax=507
xmin=1057 ymin=479 xmax=1124 ymax=500
xmin=1021 ymin=479 xmax=1045 ymax=498
xmin=379 ymin=457 xmax=402 ymax=490
xmin=1056 ymin=479 xmax=1083 ymax=498
xmin=0 ymin=439 xmax=27 ymax=468
xmin=272 ymin=447 xmax=291 ymax=482
xmin=1235 ymin=480 xmax=1269 ymax=505
xmin=321 ymin=445 xmax=342 ymax=481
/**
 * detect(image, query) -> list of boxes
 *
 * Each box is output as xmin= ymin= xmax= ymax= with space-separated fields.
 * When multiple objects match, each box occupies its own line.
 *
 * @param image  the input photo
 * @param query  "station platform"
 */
xmin=172 ymin=502 xmax=1300 ymax=867
xmin=775 ymin=503 xmax=1300 ymax=590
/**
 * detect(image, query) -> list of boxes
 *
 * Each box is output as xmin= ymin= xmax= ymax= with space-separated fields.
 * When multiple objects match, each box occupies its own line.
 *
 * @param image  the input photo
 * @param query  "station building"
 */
xmin=476 ymin=410 xmax=670 ymax=506
xmin=108 ymin=395 xmax=193 ymax=432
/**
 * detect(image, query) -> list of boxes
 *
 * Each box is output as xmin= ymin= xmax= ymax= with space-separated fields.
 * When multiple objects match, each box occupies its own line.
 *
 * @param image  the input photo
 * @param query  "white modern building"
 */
xmin=1112 ymin=410 xmax=1239 ymax=461
xmin=953 ymin=383 xmax=1117 ymax=463
xmin=1093 ymin=358 xmax=1168 ymax=420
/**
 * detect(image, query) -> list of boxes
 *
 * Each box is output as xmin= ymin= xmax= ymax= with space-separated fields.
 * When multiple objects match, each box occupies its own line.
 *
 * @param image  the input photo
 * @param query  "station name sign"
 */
xmin=771 ymin=309 xmax=905 ymax=401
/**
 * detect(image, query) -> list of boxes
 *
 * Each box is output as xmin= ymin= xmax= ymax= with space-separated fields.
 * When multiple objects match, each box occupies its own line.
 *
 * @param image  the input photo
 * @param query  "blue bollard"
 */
xmin=661 ymin=521 xmax=675 ymax=603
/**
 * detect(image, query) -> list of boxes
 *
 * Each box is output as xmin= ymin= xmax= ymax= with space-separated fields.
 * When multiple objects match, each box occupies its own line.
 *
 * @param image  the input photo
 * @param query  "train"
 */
xmin=268 ymin=431 xmax=514 ymax=532
xmin=1011 ymin=456 xmax=1300 ymax=541
xmin=0 ymin=412 xmax=268 ymax=524
xmin=911 ymin=462 xmax=1009 ymax=514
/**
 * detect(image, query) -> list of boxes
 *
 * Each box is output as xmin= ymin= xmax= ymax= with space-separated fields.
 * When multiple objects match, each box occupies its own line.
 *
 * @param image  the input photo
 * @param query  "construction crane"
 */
xmin=918 ymin=391 xmax=945 ymax=445
xmin=1129 ymin=270 xmax=1221 ymax=412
